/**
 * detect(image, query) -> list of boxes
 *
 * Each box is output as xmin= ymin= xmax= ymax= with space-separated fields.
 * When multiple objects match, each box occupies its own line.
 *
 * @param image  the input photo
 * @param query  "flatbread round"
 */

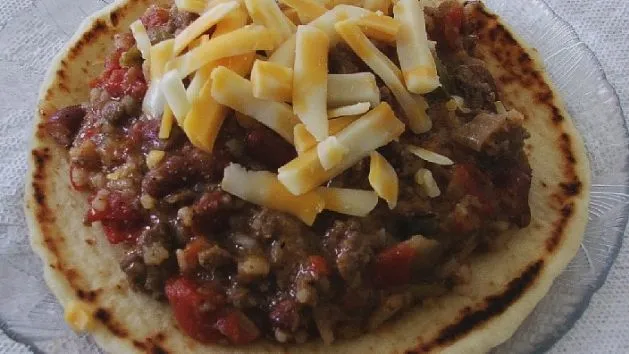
xmin=24 ymin=0 xmax=590 ymax=352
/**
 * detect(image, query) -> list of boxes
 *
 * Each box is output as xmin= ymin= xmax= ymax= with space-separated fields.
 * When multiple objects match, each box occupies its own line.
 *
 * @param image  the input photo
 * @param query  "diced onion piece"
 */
xmin=171 ymin=25 xmax=275 ymax=77
xmin=294 ymin=115 xmax=359 ymax=154
xmin=449 ymin=95 xmax=471 ymax=113
xmin=160 ymin=70 xmax=190 ymax=125
xmin=173 ymin=1 xmax=239 ymax=54
xmin=327 ymin=102 xmax=370 ymax=118
xmin=363 ymin=0 xmax=391 ymax=14
xmin=278 ymin=102 xmax=404 ymax=195
xmin=355 ymin=13 xmax=400 ymax=43
xmin=269 ymin=5 xmax=370 ymax=65
xmin=393 ymin=0 xmax=440 ymax=94
xmin=327 ymin=73 xmax=380 ymax=108
xmin=317 ymin=136 xmax=348 ymax=170
xmin=175 ymin=0 xmax=208 ymax=13
xmin=211 ymin=66 xmax=298 ymax=143
xmin=279 ymin=0 xmax=327 ymax=23
xmin=407 ymin=145 xmax=454 ymax=166
xmin=244 ymin=0 xmax=296 ymax=45
xmin=251 ymin=60 xmax=294 ymax=102
xmin=317 ymin=187 xmax=378 ymax=216
xmin=293 ymin=25 xmax=329 ymax=141
xmin=222 ymin=164 xmax=324 ymax=225
xmin=416 ymin=168 xmax=440 ymax=198
xmin=335 ymin=20 xmax=431 ymax=133
xmin=369 ymin=151 xmax=398 ymax=209
xmin=130 ymin=20 xmax=151 ymax=62
xmin=149 ymin=39 xmax=174 ymax=81
xmin=146 ymin=150 xmax=166 ymax=169
xmin=283 ymin=8 xmax=302 ymax=25
xmin=159 ymin=105 xmax=174 ymax=139
xmin=64 ymin=301 xmax=94 ymax=332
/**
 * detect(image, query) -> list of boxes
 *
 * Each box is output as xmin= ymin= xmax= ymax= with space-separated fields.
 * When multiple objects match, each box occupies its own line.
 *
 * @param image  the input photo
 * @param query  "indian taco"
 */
xmin=25 ymin=0 xmax=589 ymax=352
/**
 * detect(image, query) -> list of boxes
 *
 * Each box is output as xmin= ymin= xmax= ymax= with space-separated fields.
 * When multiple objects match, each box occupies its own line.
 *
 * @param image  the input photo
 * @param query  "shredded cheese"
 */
xmin=211 ymin=66 xmax=299 ymax=143
xmin=279 ymin=0 xmax=327 ymax=23
xmin=293 ymin=25 xmax=330 ymax=141
xmin=327 ymin=73 xmax=380 ymax=108
xmin=130 ymin=20 xmax=151 ymax=63
xmin=363 ymin=0 xmax=391 ymax=14
xmin=356 ymin=12 xmax=400 ymax=43
xmin=283 ymin=7 xmax=302 ymax=25
xmin=175 ymin=0 xmax=209 ymax=13
xmin=64 ymin=301 xmax=94 ymax=332
xmin=222 ymin=164 xmax=325 ymax=225
xmin=393 ymin=0 xmax=440 ymax=94
xmin=244 ymin=0 xmax=296 ymax=45
xmin=160 ymin=70 xmax=190 ymax=125
xmin=317 ymin=136 xmax=349 ymax=170
xmin=146 ymin=150 xmax=166 ymax=169
xmin=183 ymin=7 xmax=254 ymax=152
xmin=369 ymin=151 xmax=398 ymax=209
xmin=269 ymin=5 xmax=370 ymax=66
xmin=159 ymin=105 xmax=175 ymax=139
xmin=143 ymin=39 xmax=174 ymax=118
xmin=335 ymin=19 xmax=431 ymax=133
xmin=328 ymin=102 xmax=370 ymax=118
xmin=171 ymin=25 xmax=275 ymax=77
xmin=278 ymin=102 xmax=404 ymax=195
xmin=407 ymin=145 xmax=454 ymax=166
xmin=251 ymin=60 xmax=294 ymax=102
xmin=185 ymin=35 xmax=211 ymax=102
xmin=294 ymin=115 xmax=359 ymax=153
xmin=173 ymin=1 xmax=240 ymax=54
xmin=317 ymin=187 xmax=378 ymax=216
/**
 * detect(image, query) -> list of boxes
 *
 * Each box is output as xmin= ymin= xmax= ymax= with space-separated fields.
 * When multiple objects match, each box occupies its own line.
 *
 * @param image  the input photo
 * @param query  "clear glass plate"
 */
xmin=0 ymin=0 xmax=626 ymax=353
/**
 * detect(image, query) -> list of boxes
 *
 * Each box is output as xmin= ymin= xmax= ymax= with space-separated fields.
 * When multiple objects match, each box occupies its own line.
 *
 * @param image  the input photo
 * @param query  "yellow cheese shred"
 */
xmin=368 ymin=151 xmax=399 ymax=209
xmin=294 ymin=115 xmax=359 ymax=154
xmin=317 ymin=187 xmax=378 ymax=216
xmin=222 ymin=164 xmax=325 ymax=225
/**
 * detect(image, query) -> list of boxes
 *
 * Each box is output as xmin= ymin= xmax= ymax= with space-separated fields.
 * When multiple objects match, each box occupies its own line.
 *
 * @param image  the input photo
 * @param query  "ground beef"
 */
xmin=450 ymin=62 xmax=498 ymax=110
xmin=328 ymin=44 xmax=363 ymax=74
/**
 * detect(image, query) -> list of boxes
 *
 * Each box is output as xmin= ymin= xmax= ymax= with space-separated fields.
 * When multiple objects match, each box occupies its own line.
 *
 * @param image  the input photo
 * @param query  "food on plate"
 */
xmin=26 ymin=0 xmax=589 ymax=352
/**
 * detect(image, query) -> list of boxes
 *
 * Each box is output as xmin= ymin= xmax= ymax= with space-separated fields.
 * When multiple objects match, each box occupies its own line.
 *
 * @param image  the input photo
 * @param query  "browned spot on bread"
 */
xmin=154 ymin=332 xmax=166 ymax=342
xmin=151 ymin=346 xmax=168 ymax=354
xmin=414 ymin=260 xmax=544 ymax=352
xmin=85 ymin=238 xmax=95 ymax=246
xmin=540 ymin=181 xmax=547 ymax=188
xmin=68 ymin=19 xmax=109 ymax=60
xmin=559 ymin=133 xmax=577 ymax=164
xmin=76 ymin=288 xmax=101 ymax=302
xmin=132 ymin=340 xmax=147 ymax=350
xmin=546 ymin=202 xmax=575 ymax=252
xmin=94 ymin=308 xmax=128 ymax=337
xmin=110 ymin=11 xmax=121 ymax=26
xmin=559 ymin=181 xmax=582 ymax=196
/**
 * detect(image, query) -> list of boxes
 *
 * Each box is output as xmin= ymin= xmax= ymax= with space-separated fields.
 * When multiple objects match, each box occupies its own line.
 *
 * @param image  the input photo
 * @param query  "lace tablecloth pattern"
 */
xmin=0 ymin=0 xmax=627 ymax=352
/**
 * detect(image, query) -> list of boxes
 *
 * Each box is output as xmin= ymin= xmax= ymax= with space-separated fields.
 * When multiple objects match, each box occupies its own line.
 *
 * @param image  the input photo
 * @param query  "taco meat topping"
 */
xmin=44 ymin=0 xmax=532 ymax=345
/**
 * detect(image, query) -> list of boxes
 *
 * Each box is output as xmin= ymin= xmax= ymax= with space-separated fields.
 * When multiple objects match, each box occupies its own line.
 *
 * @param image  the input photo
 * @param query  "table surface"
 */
xmin=0 ymin=0 xmax=627 ymax=353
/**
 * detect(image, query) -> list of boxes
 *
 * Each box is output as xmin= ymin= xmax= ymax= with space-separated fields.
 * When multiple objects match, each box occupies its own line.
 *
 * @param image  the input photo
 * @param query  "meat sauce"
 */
xmin=44 ymin=1 xmax=532 ymax=345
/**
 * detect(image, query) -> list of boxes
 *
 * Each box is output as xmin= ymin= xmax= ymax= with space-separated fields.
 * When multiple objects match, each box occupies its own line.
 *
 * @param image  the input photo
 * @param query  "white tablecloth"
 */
xmin=0 ymin=0 xmax=627 ymax=352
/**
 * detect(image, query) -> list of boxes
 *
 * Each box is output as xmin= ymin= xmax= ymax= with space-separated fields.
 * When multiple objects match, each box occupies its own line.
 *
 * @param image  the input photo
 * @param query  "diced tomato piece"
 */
xmin=165 ymin=276 xmax=225 ymax=343
xmin=372 ymin=243 xmax=416 ymax=288
xmin=448 ymin=164 xmax=496 ymax=215
xmin=181 ymin=238 xmax=211 ymax=271
xmin=101 ymin=221 xmax=143 ymax=244
xmin=141 ymin=5 xmax=170 ymax=29
xmin=215 ymin=309 xmax=260 ymax=344
xmin=307 ymin=255 xmax=330 ymax=278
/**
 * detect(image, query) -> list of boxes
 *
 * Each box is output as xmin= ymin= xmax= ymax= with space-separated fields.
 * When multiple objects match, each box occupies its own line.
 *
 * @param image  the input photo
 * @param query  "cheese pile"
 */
xmin=134 ymin=0 xmax=447 ymax=225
